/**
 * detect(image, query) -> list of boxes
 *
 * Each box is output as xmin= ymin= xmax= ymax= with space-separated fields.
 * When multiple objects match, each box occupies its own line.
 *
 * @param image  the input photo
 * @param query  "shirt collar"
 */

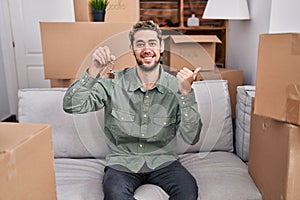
xmin=127 ymin=65 xmax=168 ymax=94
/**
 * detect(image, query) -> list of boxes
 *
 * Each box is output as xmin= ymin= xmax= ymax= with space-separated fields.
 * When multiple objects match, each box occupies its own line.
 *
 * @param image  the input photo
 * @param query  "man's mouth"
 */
xmin=141 ymin=51 xmax=156 ymax=62
xmin=142 ymin=55 xmax=155 ymax=60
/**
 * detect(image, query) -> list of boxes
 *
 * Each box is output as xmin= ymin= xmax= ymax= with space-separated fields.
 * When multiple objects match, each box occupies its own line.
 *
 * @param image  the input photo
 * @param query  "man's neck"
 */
xmin=137 ymin=64 xmax=160 ymax=90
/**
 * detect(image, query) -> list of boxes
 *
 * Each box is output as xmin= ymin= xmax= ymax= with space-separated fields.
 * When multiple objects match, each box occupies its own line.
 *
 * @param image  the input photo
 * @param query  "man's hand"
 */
xmin=176 ymin=67 xmax=200 ymax=95
xmin=88 ymin=46 xmax=116 ymax=78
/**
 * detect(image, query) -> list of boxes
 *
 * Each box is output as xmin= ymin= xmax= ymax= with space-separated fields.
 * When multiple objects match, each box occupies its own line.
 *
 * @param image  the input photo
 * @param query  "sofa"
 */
xmin=18 ymin=80 xmax=262 ymax=200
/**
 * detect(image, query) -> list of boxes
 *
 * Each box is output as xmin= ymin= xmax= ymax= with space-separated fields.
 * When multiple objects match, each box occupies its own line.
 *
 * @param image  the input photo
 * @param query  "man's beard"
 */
xmin=133 ymin=51 xmax=160 ymax=72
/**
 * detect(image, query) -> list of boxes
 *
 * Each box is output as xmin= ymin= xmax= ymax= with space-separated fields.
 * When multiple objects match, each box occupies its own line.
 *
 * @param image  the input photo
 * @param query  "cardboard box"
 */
xmin=40 ymin=22 xmax=136 ymax=85
xmin=218 ymin=68 xmax=243 ymax=119
xmin=73 ymin=0 xmax=139 ymax=22
xmin=0 ymin=122 xmax=56 ymax=200
xmin=163 ymin=35 xmax=222 ymax=71
xmin=248 ymin=110 xmax=300 ymax=200
xmin=254 ymin=33 xmax=300 ymax=126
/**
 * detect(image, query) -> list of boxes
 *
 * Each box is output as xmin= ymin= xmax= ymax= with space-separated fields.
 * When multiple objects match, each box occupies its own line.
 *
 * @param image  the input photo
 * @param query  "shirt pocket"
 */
xmin=146 ymin=117 xmax=177 ymax=143
xmin=110 ymin=109 xmax=137 ymax=142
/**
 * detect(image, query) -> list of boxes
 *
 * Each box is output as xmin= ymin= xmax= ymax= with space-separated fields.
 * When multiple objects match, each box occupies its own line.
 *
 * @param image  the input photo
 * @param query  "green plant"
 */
xmin=90 ymin=0 xmax=109 ymax=10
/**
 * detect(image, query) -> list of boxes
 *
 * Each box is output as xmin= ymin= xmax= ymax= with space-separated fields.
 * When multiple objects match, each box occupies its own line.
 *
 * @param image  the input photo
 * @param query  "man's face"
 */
xmin=131 ymin=30 xmax=163 ymax=72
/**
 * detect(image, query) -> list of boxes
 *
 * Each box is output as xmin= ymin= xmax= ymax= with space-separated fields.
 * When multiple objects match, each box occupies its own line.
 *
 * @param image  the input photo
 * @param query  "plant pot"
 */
xmin=92 ymin=10 xmax=106 ymax=22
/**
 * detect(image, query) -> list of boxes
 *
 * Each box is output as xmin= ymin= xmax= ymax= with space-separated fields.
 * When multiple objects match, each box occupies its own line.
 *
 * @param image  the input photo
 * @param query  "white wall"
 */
xmin=227 ymin=0 xmax=272 ymax=85
xmin=0 ymin=0 xmax=19 ymax=120
xmin=269 ymin=0 xmax=300 ymax=33
xmin=0 ymin=39 xmax=10 ymax=121
xmin=228 ymin=0 xmax=300 ymax=85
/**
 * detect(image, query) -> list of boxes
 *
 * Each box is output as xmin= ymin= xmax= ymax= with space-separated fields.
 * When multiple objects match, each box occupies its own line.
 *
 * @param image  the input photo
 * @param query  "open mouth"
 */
xmin=141 ymin=51 xmax=156 ymax=62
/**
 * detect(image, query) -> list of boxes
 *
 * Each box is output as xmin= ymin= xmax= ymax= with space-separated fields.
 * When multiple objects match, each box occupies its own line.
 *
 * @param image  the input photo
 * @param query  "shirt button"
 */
xmin=182 ymin=102 xmax=186 ymax=105
xmin=143 ymin=114 xmax=147 ymax=118
xmin=163 ymin=122 xmax=167 ymax=125
xmin=181 ymin=96 xmax=185 ymax=100
xmin=145 ymin=95 xmax=149 ymax=98
xmin=139 ymin=144 xmax=143 ymax=148
xmin=72 ymin=88 xmax=76 ymax=92
xmin=141 ymin=134 xmax=145 ymax=137
xmin=184 ymin=113 xmax=188 ymax=117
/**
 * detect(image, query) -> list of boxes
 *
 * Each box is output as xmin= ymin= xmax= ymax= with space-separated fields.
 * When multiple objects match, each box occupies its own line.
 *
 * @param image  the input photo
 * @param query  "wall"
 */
xmin=0 ymin=0 xmax=19 ymax=120
xmin=269 ymin=0 xmax=300 ymax=33
xmin=0 ymin=39 xmax=10 ymax=121
xmin=227 ymin=0 xmax=272 ymax=85
xmin=228 ymin=0 xmax=300 ymax=85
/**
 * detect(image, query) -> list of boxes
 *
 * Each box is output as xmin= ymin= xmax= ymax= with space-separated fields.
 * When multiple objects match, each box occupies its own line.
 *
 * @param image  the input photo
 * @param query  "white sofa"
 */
xmin=18 ymin=80 xmax=262 ymax=200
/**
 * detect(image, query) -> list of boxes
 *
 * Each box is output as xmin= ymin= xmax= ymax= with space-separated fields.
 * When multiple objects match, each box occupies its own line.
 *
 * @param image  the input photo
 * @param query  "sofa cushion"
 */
xmin=54 ymin=152 xmax=262 ymax=200
xmin=18 ymin=88 xmax=109 ymax=158
xmin=235 ymin=85 xmax=256 ymax=162
xmin=54 ymin=158 xmax=104 ymax=200
xmin=176 ymin=80 xmax=233 ymax=153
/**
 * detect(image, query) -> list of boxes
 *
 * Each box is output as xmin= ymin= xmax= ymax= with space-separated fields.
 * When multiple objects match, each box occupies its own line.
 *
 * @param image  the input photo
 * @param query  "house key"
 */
xmin=106 ymin=61 xmax=115 ymax=79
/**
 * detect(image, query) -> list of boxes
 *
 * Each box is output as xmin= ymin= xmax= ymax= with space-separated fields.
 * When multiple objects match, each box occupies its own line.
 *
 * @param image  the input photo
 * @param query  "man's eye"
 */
xmin=149 ymin=42 xmax=157 ymax=47
xmin=136 ymin=43 xmax=144 ymax=47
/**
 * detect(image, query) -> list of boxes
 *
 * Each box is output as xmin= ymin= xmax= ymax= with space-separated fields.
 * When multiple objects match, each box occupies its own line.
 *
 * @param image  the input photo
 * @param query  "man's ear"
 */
xmin=129 ymin=44 xmax=134 ymax=54
xmin=160 ymin=40 xmax=165 ymax=53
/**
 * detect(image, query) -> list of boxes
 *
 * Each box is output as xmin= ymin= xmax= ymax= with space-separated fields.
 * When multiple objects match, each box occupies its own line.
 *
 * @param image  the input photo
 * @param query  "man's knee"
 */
xmin=103 ymin=180 xmax=136 ymax=200
xmin=102 ymin=167 xmax=138 ymax=200
xmin=170 ymin=176 xmax=198 ymax=200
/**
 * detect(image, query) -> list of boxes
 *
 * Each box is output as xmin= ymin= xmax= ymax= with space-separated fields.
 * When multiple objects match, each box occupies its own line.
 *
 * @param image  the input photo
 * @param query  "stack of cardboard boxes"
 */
xmin=41 ymin=0 xmax=140 ymax=87
xmin=249 ymin=33 xmax=300 ymax=200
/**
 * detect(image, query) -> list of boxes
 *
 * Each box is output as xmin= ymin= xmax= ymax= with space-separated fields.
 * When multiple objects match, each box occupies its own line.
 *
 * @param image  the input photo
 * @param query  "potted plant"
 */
xmin=90 ymin=0 xmax=109 ymax=22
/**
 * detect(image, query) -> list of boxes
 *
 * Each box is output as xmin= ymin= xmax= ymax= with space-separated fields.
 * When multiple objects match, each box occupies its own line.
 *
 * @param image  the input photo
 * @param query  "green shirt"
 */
xmin=63 ymin=66 xmax=202 ymax=173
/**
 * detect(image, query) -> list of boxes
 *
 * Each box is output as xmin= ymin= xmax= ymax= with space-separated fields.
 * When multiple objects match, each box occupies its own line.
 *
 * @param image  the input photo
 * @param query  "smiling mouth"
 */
xmin=142 ymin=55 xmax=155 ymax=60
xmin=141 ymin=51 xmax=156 ymax=60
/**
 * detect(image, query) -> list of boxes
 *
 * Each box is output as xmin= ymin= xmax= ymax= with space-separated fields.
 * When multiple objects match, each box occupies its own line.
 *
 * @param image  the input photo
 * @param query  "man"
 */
xmin=63 ymin=21 xmax=202 ymax=200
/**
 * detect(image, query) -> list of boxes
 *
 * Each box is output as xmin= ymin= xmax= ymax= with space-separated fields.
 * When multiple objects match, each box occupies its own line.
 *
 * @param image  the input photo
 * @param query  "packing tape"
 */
xmin=0 ymin=149 xmax=18 ymax=199
xmin=7 ymin=149 xmax=17 ymax=182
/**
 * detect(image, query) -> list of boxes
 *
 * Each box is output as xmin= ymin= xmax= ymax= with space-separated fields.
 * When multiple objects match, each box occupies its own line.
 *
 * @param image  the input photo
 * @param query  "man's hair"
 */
xmin=129 ymin=21 xmax=162 ymax=45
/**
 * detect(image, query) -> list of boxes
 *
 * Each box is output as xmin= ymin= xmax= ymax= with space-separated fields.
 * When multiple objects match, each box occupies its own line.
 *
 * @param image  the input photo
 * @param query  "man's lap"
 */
xmin=102 ymin=161 xmax=198 ymax=200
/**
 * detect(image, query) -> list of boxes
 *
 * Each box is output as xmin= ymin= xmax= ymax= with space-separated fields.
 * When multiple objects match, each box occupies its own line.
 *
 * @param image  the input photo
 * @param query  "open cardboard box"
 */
xmin=254 ymin=33 xmax=300 ymax=126
xmin=163 ymin=35 xmax=222 ymax=71
xmin=73 ymin=0 xmax=139 ymax=22
xmin=249 ymin=99 xmax=300 ymax=200
xmin=0 ymin=122 xmax=56 ymax=200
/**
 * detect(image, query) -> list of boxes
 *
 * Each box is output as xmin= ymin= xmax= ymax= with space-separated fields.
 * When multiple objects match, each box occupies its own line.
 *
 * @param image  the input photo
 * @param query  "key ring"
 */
xmin=107 ymin=61 xmax=115 ymax=79
xmin=99 ymin=61 xmax=115 ymax=79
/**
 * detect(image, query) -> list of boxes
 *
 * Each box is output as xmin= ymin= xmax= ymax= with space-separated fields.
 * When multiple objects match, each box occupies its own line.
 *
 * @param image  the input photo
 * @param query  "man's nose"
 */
xmin=142 ymin=48 xmax=152 ymax=53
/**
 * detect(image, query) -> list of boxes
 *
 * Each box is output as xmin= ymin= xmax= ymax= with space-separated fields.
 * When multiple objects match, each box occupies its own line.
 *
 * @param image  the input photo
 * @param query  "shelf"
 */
xmin=139 ymin=0 xmax=228 ymax=67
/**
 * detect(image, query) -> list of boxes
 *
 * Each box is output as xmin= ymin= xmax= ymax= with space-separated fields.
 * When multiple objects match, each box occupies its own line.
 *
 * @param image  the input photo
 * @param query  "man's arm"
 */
xmin=63 ymin=46 xmax=115 ymax=114
xmin=176 ymin=67 xmax=202 ymax=145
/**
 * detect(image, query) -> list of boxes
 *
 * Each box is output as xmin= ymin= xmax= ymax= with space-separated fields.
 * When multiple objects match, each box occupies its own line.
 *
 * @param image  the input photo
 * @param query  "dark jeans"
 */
xmin=102 ymin=161 xmax=198 ymax=200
